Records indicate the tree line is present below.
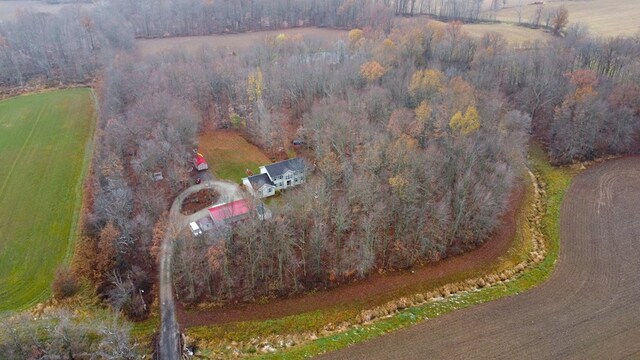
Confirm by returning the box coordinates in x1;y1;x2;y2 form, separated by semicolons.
0;0;638;316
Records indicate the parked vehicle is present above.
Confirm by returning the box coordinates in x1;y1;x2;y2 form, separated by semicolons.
189;222;203;236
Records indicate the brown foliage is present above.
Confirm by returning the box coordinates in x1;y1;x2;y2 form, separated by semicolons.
552;6;569;34
52;266;80;300
150;212;168;264
96;222;118;283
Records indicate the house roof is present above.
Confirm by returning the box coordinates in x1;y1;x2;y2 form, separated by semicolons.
194;153;207;166
208;199;250;222
247;173;275;191
263;158;306;178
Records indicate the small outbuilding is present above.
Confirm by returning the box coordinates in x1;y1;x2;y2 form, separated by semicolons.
208;199;251;224
194;152;209;171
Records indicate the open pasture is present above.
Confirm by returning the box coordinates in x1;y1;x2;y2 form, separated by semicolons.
0;88;94;313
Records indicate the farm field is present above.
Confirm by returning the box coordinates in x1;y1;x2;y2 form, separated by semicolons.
197;131;271;182
0;88;94;313
483;0;640;37
429;19;553;44
136;27;347;56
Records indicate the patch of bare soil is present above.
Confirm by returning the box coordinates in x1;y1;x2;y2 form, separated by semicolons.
180;188;219;215
177;182;526;327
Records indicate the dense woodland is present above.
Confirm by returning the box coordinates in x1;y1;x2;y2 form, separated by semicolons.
0;0;639;319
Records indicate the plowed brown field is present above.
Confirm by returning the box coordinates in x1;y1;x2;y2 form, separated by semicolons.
320;157;640;359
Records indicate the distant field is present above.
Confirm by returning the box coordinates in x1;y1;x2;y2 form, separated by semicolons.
198;131;271;182
136;27;347;56
0;1;93;21
396;17;552;45
483;0;640;37
0;88;94;313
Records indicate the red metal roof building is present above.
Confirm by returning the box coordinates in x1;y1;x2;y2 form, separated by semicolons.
194;152;208;171
208;199;251;224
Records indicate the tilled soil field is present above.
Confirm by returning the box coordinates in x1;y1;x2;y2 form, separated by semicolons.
320;157;640;360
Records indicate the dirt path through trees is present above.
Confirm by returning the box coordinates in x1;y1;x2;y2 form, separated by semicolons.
320;157;640;359
176;184;525;327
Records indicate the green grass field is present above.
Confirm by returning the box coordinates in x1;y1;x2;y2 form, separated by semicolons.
198;131;271;182
0;88;95;313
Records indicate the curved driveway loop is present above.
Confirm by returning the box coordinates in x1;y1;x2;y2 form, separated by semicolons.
320;157;640;360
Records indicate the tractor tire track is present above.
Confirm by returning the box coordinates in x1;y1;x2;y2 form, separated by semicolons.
0;104;47;202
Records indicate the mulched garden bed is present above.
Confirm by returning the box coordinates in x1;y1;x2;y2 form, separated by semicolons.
181;188;220;215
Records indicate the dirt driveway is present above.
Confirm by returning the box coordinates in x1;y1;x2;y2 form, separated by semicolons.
159;179;242;360
320;157;640;359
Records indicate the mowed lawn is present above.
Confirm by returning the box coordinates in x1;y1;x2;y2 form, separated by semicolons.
198;131;270;182
0;88;94;313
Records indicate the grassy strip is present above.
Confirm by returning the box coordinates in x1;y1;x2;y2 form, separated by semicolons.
66;88;97;264
253;144;576;359
186;144;576;357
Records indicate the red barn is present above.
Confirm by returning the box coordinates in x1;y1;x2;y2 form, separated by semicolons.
208;199;251;224
194;152;208;171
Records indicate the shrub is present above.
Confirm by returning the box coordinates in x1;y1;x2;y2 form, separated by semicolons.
52;266;80;299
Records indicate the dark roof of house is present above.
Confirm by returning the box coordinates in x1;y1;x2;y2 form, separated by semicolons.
247;173;274;190
263;158;306;178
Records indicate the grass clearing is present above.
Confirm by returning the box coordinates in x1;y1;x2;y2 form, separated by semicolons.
484;0;640;37
187;145;578;358
462;22;552;44
136;28;347;57
0;88;95;313
198;131;271;182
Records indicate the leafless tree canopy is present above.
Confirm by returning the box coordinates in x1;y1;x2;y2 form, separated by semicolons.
1;0;638;311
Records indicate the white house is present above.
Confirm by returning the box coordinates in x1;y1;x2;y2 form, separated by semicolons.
242;173;276;198
242;158;307;198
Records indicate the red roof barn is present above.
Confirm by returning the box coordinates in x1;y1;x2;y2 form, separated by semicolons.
194;152;208;171
208;199;251;224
